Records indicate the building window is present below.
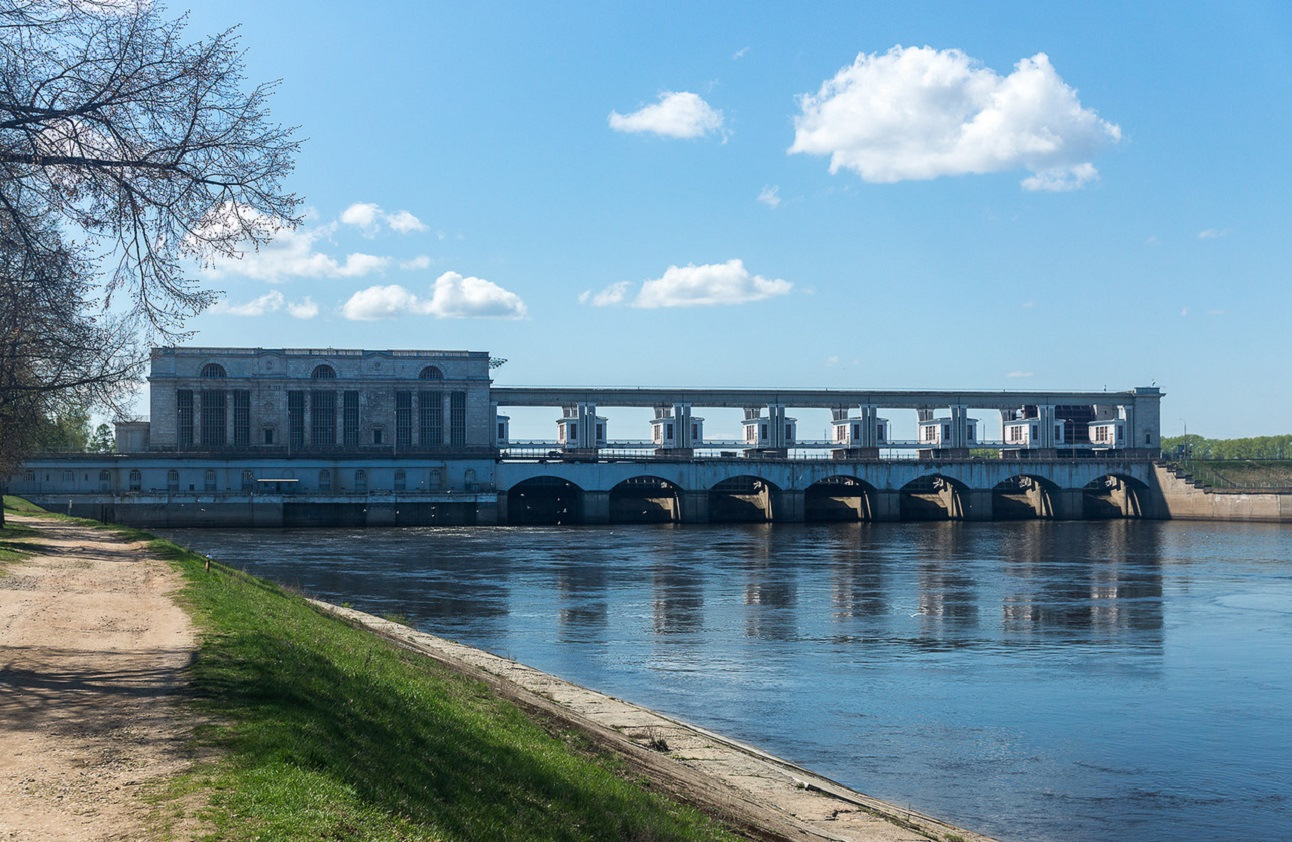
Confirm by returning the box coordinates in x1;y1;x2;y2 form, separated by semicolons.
497;422;506;439
394;470;406;492
760;424;768;439
201;389;227;446
419;391;443;447
429;468;443;490
464;469;476;489
450;391;466;447
241;470;254;492
129;470;141;491
167;470;179;492
311;364;337;379
319;469;332;493
1032;425;1039;440
62;470;73;484
204;470;217;493
263;427;275;445
288;391;305;449
355;470;367;493
177;389;194;447
396;391;412;447
596;423;604;439
786;425;793;441
1055;425;1063;441
419;365;444;380
99;470;111;492
311;390;336;446
232;390;250;446
372;428;384;445
343;391;359;447
200;363;227;378
666;423;674;439
877;424;885;443
942;424;951;440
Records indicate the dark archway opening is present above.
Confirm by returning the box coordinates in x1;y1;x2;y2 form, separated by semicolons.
609;477;681;524
507;477;583;525
1083;475;1146;519
992;475;1057;520
805;476;874;522
709;476;779;523
899;474;967;521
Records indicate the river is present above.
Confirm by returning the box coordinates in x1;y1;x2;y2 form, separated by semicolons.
160;520;1292;841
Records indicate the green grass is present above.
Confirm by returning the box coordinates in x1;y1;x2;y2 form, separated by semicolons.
1173;460;1292;489
1;496;45;565
130;534;738;841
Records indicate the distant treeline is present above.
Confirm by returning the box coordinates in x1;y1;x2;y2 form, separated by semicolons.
1159;434;1292;460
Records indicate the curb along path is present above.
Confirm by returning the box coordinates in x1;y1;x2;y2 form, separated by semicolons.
313;600;997;842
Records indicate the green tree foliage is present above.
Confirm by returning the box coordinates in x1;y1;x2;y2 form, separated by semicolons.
88;423;116;454
34;406;91;452
1160;434;1292;460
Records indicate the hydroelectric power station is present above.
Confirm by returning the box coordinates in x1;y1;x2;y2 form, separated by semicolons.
11;346;1171;527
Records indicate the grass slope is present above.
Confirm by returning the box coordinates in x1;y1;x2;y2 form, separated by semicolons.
137;529;736;840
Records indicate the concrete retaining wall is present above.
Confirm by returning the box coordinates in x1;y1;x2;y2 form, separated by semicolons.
1153;465;1292;523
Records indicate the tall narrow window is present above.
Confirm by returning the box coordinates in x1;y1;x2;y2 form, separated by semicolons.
241;470;254;491
232;390;250;446
342;391;359;447
177;390;194;447
419;391;443;448
288;391;305;449
355;470;367;493
319;469;332;493
394;470;406;492
167;469;179;492
129;470;141;491
450;391;466;448
204;470;217;492
201;389;227;446
311;390;336;446
396;391;412;447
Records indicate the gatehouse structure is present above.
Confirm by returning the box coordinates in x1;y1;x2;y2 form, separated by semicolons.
11;346;1171;527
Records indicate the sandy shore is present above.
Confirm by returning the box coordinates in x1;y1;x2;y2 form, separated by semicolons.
314;600;997;842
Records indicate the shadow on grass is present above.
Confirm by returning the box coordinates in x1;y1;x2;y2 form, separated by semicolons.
175;548;730;842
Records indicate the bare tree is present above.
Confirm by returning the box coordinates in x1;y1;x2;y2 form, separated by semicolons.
0;0;301;516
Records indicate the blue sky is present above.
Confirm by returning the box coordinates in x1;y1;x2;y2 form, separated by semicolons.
169;2;1291;439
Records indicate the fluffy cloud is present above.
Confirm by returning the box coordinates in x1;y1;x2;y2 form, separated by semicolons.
340;202;427;236
199;216;390;283
790;46;1120;190
609;91;724;139
757;185;781;208
210;291;318;319
342;272;527;321
581;259;792;308
1197;228;1229;239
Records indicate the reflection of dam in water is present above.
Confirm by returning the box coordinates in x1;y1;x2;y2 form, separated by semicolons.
159;519;1292;842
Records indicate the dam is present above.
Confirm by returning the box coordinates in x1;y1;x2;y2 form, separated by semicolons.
10;345;1173;527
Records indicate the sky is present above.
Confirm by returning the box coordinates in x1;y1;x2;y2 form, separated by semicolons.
163;1;1292;440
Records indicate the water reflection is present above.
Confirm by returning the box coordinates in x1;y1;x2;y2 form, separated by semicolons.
161;520;1292;842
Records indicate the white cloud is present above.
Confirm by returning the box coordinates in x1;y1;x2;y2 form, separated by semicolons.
790;46;1120;190
340;202;427;236
582;259;792;308
733;46;750;60
210;290;317;319
339;202;380;231
1007;370;1034;378
342;272;527;321
199;215;390;283
386;210;428;234
400;255;433;270
609;91;725;139
1197;228;1229;239
287;297;319;319
757;185;781;208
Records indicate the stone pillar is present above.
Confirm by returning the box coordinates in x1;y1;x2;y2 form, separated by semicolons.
576;402;599;451
1051;488;1084;520
777;489;805;523
950;404;969;450
870;489;901;522
767;403;786;450
581;490;610;524
858;404;879;447
673;403;693;449
678;490;710;524
962;489;994;521
495;491;510;524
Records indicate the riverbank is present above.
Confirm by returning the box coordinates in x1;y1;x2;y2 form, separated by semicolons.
1;499;990;841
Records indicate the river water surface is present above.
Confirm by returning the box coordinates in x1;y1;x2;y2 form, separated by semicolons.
161;520;1292;841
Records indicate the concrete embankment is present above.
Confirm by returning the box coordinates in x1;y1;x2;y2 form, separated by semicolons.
1154;464;1292;522
313;600;997;842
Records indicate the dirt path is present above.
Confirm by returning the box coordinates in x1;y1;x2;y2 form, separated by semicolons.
0;515;197;842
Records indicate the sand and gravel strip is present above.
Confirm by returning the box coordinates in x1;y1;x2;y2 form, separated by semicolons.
0;515;197;842
314;600;997;842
